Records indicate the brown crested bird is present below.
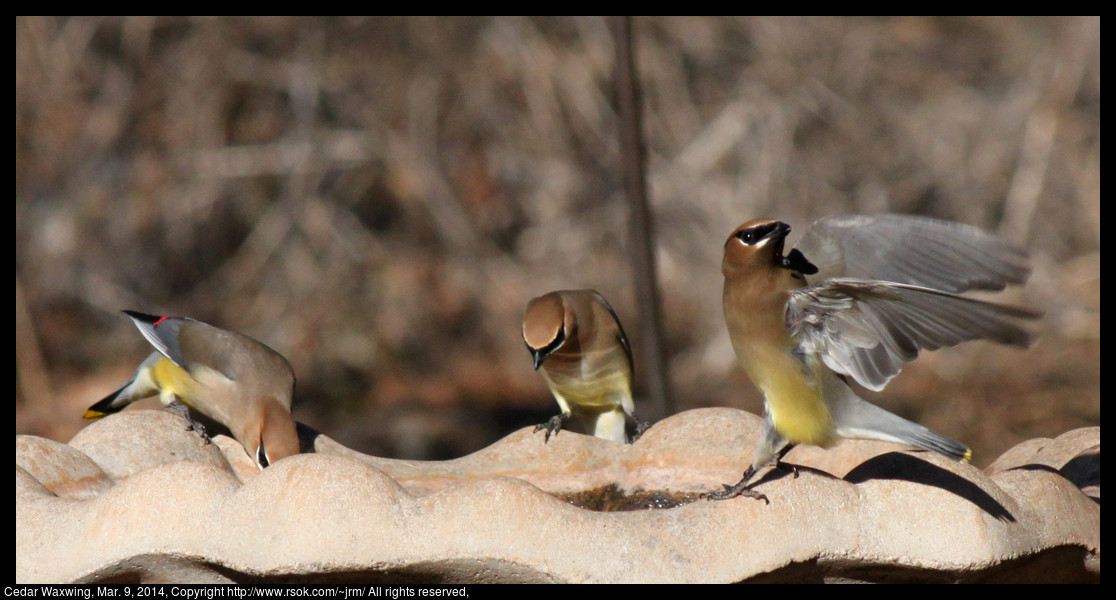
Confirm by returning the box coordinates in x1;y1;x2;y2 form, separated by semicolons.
708;214;1040;501
523;290;646;443
84;311;300;469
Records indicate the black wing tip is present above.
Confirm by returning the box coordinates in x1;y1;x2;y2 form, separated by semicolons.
1003;327;1041;349
985;304;1044;348
122;310;161;323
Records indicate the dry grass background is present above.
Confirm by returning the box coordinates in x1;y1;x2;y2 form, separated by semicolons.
16;16;1099;464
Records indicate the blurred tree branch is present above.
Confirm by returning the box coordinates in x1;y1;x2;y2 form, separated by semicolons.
612;16;674;421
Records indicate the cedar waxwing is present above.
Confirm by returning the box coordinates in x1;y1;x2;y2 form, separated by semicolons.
707;214;1040;501
84;310;300;470
523;290;646;443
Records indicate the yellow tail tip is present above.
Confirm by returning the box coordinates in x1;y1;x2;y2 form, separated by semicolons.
962;448;973;463
82;410;106;420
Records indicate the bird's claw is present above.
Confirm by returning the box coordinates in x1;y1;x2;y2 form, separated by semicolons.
781;462;799;479
702;466;769;503
701;481;770;504
533;414;568;443
165;402;212;445
631;419;651;442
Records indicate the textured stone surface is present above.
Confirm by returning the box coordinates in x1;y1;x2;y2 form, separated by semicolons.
16;408;1099;583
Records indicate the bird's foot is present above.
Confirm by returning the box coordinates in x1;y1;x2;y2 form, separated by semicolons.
703;443;797;502
165;401;211;445
777;461;799;479
702;466;768;503
771;442;798;477
631;418;651;442
533;414;569;443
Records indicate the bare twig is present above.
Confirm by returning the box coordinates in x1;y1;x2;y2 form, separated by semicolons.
611;16;673;421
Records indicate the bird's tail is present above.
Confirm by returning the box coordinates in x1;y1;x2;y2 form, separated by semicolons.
82;352;163;420
82;384;132;420
826;374;971;462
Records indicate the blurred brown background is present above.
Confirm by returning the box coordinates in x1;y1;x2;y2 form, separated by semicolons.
16;17;1099;464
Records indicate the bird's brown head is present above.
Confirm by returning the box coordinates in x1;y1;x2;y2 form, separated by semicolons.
253;400;300;470
523;292;571;370
722;219;792;276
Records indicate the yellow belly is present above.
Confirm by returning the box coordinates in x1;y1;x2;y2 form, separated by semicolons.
744;348;833;446
542;368;629;409
152;357;199;406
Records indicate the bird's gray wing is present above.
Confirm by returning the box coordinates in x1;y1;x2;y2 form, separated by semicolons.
591;290;634;373
788;278;1040;391
792;214;1031;292
125;312;189;368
